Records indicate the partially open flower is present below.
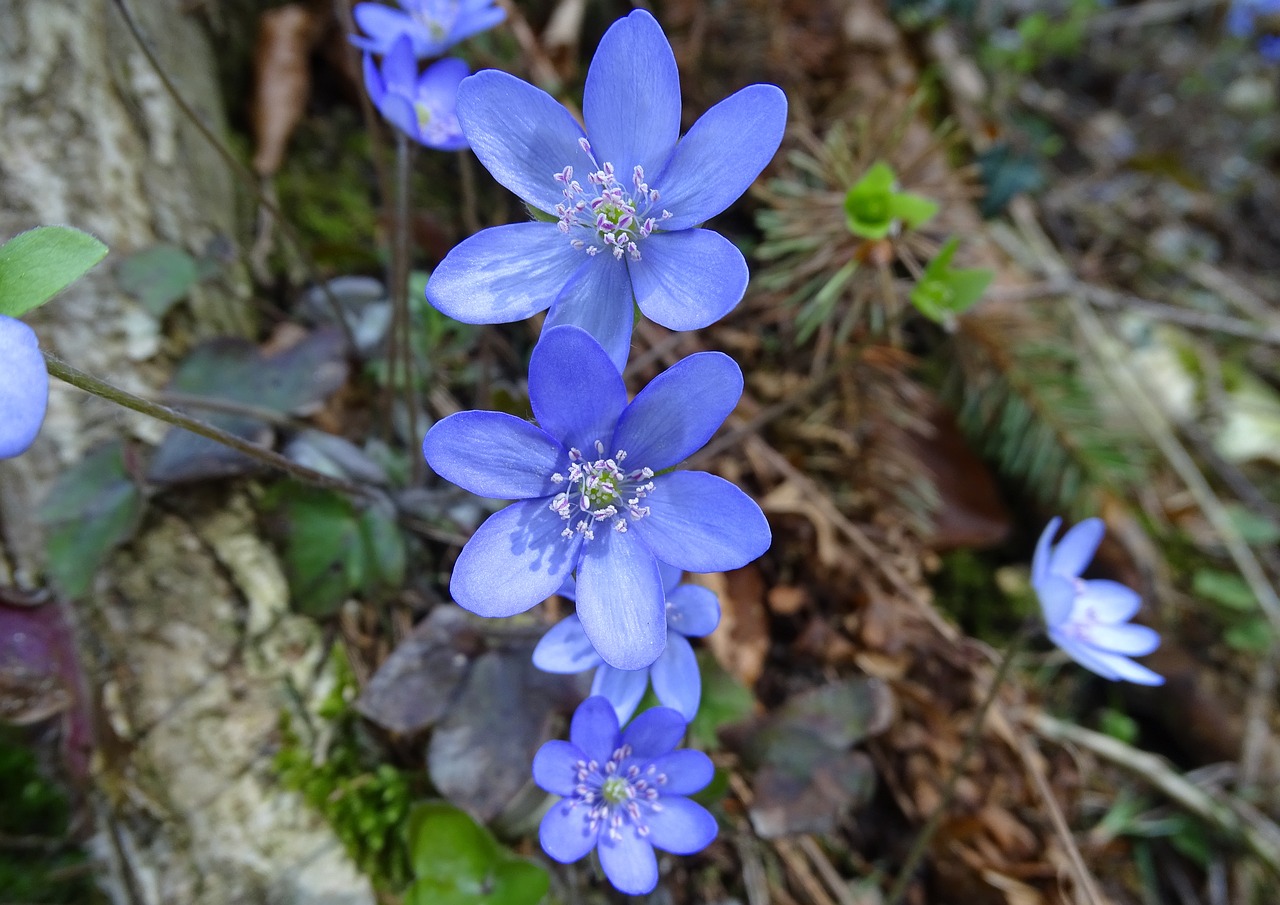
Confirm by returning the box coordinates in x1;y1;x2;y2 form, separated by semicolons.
363;36;468;150
350;0;504;58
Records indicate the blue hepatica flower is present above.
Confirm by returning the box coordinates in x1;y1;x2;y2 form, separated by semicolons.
363;36;469;150
534;696;717;896
1228;0;1280;60
422;324;770;670
426;9;788;370
351;0;505;57
534;563;719;722
0;316;49;459
1032;517;1164;686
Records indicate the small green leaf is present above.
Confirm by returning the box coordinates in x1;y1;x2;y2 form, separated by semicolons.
887;191;939;229
844;162;898;239
910;237;993;323
1225;618;1271;653
0;226;108;317
689;650;756;749
1192;569;1256;611
117;244;200;316
38;442;143;598
404;802;549;905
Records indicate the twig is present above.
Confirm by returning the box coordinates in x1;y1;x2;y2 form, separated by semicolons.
1030;712;1280;879
156;392;301;427
45;353;371;498
391;131;423;483
109;0;357;352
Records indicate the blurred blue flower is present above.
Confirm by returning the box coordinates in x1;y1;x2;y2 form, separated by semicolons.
422;325;770;670
351;0;504;57
534;563;720;722
426;9;788;370
534;696;717;896
0;316;49;459
363;36;468;150
1032;517;1163;686
1228;0;1280;60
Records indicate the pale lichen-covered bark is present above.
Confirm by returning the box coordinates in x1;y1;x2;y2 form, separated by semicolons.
0;3;373;902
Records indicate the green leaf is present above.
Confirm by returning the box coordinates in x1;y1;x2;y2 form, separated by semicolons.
887;191;939;229
37;442;143;598
405;802;548;905
0;226;108;317
1225;618;1271;653
844;162;897;239
910;238;993;323
1192;569;1256;611
117;244;199;317
689;650;756;749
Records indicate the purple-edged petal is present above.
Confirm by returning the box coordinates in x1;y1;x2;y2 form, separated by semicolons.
650;632;700;720
449;499;582;617
529;324;627;453
1049;517;1104;579
426;222;583;324
622;705;686;760
533;615;601;673
1076;579;1142;623
613;350;742;471
543;255;637;373
645;796;717;855
457;70;594;214
648;749;714;796
570;695;620;764
0;317;49;459
597;827;658;895
583;10;681;181
632;471;771;573
592;664;650;724
532;739;587;796
665;583;720;638
423;410;565;499
576;528;666;670
630;229;749;331
655;84;787;230
1031;517;1061;589
1080;622;1161;657
1035;574;1076;631
540;798;599;863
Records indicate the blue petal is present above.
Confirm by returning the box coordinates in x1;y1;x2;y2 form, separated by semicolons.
665;583;720;638
658;560;683;594
450;499;582;617
540;798;598;863
613;350;742;471
556;573;578;602
647;749;714;795
418;57;468;100
1076;579;1142;623
655;83;787;230
422;410;564;499
630;230;749;331
544;254;637;372
361;52;385;106
597;826;658;895
1052;631;1164;686
449;1;506;43
532;616;601;673
1049;518;1104;579
576;527;666;670
1083;623;1161;657
376;93;421;144
457;70;594;214
650;632;700;720
592;665;650;724
570;695;620;764
645;796;717;855
1035;574;1076;631
529;324;627;453
415;57;470;150
426;222;582;324
583;9;680;181
351;5;423;54
532;739;587;796
383;34;418;95
1031;517;1061;589
622;705;686;760
0;317;49;459
632;471;771;572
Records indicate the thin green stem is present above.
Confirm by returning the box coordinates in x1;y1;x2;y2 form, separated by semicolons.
44;353;371;498
392;131;423;483
108;0;357;352
884;630;1028;905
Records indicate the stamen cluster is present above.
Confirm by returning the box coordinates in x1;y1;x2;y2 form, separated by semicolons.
569;744;666;841
554;139;672;261
549;441;655;539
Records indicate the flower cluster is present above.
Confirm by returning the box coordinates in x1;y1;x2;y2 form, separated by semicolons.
0;315;49;459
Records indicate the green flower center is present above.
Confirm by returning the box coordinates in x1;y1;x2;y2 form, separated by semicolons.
601;776;630;805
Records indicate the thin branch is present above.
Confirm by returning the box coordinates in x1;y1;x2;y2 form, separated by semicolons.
392;131;423;483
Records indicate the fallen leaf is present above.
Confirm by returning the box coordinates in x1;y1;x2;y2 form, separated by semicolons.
252;4;319;177
699;565;770;688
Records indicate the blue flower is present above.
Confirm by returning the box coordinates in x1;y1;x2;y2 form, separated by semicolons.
351;0;504;57
0;316;49;459
1228;0;1280;60
1032;517;1163;686
534;563;719;722
363;36;469;150
422;324;770;670
425;9;788;370
534;696;717;896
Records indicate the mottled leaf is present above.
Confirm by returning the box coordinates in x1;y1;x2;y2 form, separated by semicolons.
117;244;200;316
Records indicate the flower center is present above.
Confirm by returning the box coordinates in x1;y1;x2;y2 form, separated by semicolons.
549;441;656;541
553;138;673;261
570;744;669;840
410;0;457;41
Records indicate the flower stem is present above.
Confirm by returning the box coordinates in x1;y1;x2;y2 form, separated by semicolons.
43;352;371;498
884;629;1028;905
391;130;423;484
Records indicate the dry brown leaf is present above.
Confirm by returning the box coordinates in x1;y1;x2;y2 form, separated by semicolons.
251;5;320;177
695;565;770;688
